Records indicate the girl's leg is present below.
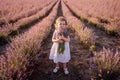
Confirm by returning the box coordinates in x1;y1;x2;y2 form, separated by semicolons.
56;62;60;68
63;63;69;74
63;63;67;68
53;62;59;73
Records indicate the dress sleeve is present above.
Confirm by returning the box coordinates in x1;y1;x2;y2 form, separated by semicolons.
52;30;56;39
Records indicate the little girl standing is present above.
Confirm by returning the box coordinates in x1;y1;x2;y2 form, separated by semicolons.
49;16;71;75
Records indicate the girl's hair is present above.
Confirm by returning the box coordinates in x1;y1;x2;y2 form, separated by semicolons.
54;16;67;29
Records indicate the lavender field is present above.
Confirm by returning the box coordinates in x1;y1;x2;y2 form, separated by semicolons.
0;0;120;80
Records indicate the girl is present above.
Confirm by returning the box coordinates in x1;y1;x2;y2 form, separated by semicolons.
49;16;71;75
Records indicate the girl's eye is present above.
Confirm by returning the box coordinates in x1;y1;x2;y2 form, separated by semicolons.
60;23;65;25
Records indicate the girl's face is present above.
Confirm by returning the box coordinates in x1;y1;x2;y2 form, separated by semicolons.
57;21;66;30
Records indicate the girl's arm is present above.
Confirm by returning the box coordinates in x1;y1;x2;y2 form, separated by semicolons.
52;38;60;42
62;35;70;42
52;30;59;42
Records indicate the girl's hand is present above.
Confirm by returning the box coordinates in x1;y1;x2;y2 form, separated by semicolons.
59;35;64;39
53;38;63;43
59;39;64;43
62;36;70;42
58;35;63;40
60;35;65;40
52;38;60;42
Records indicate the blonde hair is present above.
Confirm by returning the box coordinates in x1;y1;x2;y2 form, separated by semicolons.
54;16;67;29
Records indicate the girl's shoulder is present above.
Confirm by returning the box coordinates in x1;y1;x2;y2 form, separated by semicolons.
55;29;61;34
53;29;59;35
54;29;58;33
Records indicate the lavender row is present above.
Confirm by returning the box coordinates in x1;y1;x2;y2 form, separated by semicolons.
64;0;120;36
0;0;53;25
9;0;53;23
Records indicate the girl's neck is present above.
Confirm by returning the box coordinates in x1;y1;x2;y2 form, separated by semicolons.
57;29;63;32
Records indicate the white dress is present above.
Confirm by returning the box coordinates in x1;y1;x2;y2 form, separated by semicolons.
49;30;71;63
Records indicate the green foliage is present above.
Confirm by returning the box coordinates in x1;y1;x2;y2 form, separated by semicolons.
89;45;95;52
58;43;65;54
